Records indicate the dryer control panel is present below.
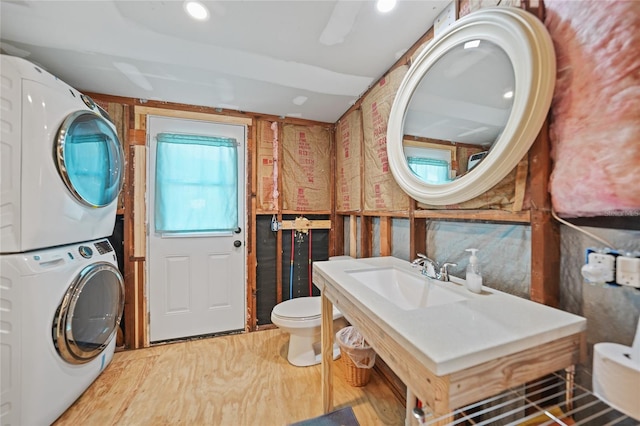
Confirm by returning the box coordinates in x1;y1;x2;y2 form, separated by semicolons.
93;240;113;255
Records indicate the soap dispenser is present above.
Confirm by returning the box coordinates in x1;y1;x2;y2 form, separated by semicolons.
465;248;483;293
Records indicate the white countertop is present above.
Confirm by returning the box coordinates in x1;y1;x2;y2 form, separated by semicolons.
314;256;586;376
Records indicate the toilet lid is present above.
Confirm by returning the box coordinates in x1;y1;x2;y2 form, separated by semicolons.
272;297;341;321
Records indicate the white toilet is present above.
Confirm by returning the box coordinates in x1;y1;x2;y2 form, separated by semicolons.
271;296;347;367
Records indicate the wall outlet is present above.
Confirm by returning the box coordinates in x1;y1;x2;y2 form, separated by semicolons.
434;2;456;38
270;216;280;232
587;252;616;283
616;256;640;288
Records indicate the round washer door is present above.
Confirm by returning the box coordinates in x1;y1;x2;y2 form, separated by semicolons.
55;111;124;207
53;261;124;364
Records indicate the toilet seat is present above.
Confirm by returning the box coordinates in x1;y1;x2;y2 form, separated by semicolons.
271;297;341;321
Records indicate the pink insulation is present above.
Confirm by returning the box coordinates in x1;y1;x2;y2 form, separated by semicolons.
544;0;640;217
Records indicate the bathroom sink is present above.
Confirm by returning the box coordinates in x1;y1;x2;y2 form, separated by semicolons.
315;256;586;377
346;266;467;310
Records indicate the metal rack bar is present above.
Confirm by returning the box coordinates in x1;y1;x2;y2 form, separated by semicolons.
424;367;635;426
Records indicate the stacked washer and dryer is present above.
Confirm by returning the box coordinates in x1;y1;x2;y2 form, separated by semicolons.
0;55;126;425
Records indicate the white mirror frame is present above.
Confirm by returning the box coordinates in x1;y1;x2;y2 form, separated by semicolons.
387;7;556;206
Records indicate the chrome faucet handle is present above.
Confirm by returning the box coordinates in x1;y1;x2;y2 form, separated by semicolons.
411;253;428;265
439;262;457;282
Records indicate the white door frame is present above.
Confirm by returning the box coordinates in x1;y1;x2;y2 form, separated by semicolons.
144;111;251;343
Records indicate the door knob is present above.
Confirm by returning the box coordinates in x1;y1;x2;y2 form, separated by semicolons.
233;240;242;248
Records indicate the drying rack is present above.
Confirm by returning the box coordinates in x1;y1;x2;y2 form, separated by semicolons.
422;366;635;425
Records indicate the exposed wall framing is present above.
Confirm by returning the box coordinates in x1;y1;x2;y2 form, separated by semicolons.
331;0;557;299
86;0;559;352
89;93;337;346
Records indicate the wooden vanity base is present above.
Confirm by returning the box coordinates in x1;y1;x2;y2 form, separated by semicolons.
319;283;586;425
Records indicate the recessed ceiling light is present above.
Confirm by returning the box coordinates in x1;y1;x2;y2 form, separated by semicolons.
184;1;209;21
376;0;396;13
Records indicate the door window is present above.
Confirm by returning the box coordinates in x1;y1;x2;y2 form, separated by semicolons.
56;111;124;207
154;133;238;233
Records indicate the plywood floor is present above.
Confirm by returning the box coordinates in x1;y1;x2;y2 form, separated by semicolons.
54;329;405;426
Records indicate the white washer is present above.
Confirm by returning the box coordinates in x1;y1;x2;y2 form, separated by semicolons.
0;238;124;426
0;54;125;254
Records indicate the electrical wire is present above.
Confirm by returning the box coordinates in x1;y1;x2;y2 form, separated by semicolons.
270;122;279;210
308;229;313;296
289;230;294;300
550;208;614;248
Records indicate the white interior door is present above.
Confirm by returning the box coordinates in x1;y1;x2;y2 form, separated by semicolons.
147;116;246;342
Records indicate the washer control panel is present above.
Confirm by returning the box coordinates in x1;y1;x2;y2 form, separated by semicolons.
78;245;93;259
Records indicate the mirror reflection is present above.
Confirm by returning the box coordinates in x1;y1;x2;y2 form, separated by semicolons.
402;39;515;184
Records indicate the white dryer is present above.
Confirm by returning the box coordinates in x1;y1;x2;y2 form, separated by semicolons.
0;54;125;254
0;238;124;426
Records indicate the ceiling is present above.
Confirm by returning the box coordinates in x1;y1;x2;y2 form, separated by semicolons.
0;0;451;123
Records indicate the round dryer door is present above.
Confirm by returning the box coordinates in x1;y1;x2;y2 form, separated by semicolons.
55;110;124;207
53;262;124;364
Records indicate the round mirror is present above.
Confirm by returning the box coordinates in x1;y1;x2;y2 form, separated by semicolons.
403;40;514;184
387;7;556;205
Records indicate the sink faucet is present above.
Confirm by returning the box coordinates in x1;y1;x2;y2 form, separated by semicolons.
411;253;439;279
439;262;457;282
411;254;457;281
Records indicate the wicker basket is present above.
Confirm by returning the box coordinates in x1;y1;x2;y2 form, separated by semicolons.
340;347;372;387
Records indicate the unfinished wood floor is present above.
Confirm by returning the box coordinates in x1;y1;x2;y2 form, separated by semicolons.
54;329;405;426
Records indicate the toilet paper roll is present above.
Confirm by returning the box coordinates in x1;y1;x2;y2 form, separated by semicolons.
593;342;640;421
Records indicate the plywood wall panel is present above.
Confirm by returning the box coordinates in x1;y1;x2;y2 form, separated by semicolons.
132;145;146;258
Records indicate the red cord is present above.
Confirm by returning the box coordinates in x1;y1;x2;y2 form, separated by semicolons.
308;230;313;296
290;229;294;300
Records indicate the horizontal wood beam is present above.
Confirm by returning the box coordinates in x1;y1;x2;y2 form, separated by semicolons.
280;218;331;232
413;209;530;223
